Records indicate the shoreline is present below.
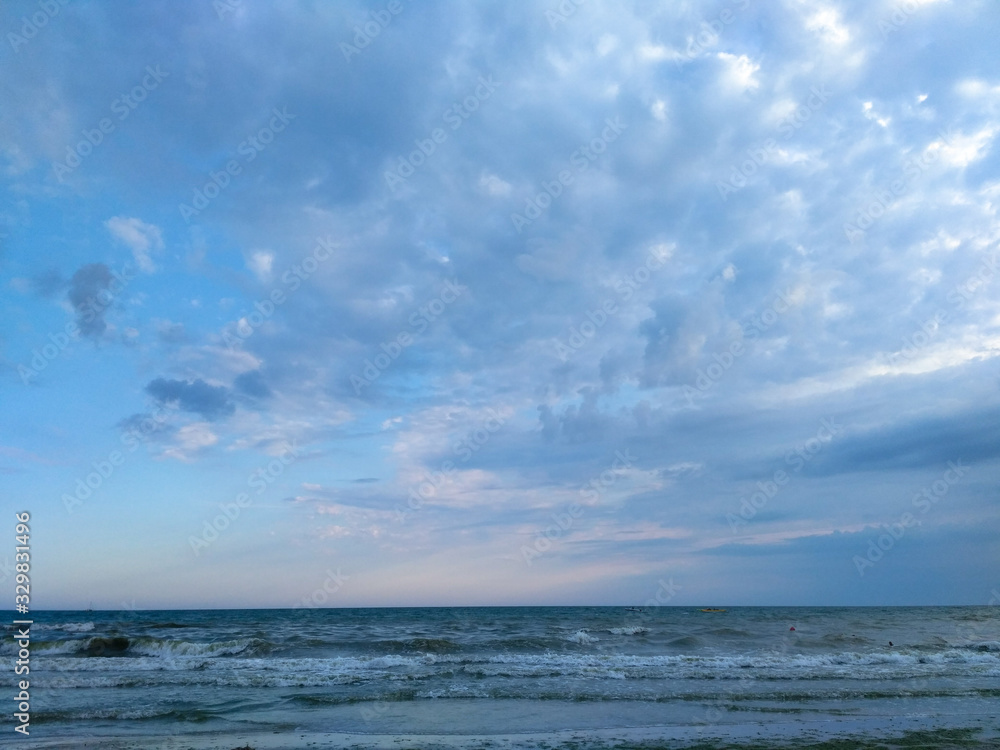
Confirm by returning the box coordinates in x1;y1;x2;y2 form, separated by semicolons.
11;715;1000;750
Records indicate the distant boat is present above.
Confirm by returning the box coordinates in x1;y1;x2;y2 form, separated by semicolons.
700;608;726;612
625;607;643;612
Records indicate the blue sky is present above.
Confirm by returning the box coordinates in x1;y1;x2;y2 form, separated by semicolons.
2;0;999;609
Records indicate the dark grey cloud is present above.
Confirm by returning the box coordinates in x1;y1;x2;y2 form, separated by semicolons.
145;378;235;420
789;407;1000;477
233;369;272;399
67;264;114;338
701;521;1000;605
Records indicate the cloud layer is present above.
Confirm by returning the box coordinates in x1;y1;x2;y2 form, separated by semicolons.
1;0;998;608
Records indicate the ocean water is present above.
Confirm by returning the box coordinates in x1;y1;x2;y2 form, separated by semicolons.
4;606;1000;747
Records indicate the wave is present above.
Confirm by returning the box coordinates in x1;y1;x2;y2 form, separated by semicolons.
18;635;272;658
819;633;872;645
16;625;1000;684
567;629;599;645
963;640;1000;652
666;635;702;647
608;626;650;636
360;638;462;654
291;689;418;708
131;635;271;657
706;628;753;637
32;706;218;724
28;658;1000;702
485;636;558;651
22;647;1000;691
28;622;95;633
401;637;461;653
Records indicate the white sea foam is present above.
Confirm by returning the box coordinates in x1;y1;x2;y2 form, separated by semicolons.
31;622;95;633
568;629;599;645
26;646;1000;690
128;636;265;657
608;626;650;635
26;644;1000;675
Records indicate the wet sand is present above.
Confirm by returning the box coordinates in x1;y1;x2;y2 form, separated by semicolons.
13;714;1000;750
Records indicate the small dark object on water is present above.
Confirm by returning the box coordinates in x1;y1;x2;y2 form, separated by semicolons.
231;745;254;750
889;641;893;647
789;626;795;631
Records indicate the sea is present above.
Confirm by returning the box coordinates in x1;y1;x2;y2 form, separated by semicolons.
4;605;1000;749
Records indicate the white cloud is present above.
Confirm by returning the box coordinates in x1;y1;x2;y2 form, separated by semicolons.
478;172;511;196
105;216;164;273
717;52;760;91
637;43;681;62
934;127;997;168
247;250;275;282
804;7;849;45
161;422;219;462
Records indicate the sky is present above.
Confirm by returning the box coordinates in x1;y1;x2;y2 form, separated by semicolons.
1;0;999;610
